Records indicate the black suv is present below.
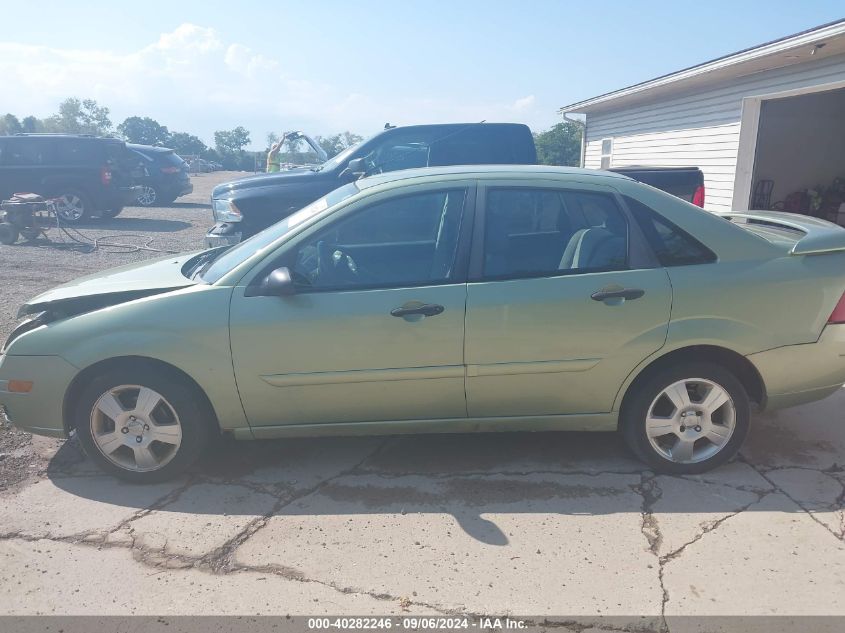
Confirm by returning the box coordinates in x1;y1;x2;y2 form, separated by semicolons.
128;144;193;207
0;134;138;222
207;123;537;245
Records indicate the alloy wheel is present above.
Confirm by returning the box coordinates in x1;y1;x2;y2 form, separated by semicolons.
89;385;183;472
645;377;737;464
55;194;85;221
137;185;157;206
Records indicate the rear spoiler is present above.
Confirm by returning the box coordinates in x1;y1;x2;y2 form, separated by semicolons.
718;211;845;256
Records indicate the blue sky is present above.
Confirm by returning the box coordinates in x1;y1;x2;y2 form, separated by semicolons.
1;1;842;149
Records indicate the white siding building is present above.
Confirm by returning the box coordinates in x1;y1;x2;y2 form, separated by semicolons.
562;20;845;215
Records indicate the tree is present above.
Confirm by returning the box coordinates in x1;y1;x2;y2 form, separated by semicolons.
214;126;251;169
21;116;41;133
533;121;582;167
167;131;209;157
44;98;112;135
0;114;22;135
315;131;363;158
117;116;170;146
214;126;250;155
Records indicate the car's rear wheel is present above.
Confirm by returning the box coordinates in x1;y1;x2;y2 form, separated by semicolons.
53;189;91;223
621;362;750;474
74;366;212;483
136;185;158;207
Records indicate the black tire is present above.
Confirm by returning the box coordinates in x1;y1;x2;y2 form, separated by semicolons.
621;362;750;474
0;222;19;245
73;364;213;483
20;226;42;242
53;189;92;223
100;207;122;219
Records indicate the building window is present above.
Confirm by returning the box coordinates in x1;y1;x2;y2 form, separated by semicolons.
600;138;613;169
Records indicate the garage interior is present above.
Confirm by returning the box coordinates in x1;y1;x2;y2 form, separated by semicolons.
750;86;845;224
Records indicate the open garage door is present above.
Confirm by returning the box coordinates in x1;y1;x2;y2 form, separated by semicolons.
748;87;845;225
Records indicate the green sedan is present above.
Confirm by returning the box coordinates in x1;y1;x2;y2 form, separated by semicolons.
2;165;845;482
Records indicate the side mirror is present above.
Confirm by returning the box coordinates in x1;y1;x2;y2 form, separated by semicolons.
340;157;367;180
260;267;296;296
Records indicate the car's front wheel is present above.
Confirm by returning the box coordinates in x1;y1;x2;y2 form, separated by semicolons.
621;362;750;474
74;365;212;482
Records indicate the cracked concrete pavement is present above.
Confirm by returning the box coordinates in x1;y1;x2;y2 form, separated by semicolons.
1;395;844;624
1;173;844;626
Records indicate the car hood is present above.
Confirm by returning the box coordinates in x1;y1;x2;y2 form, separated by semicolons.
19;252;201;318
212;169;324;198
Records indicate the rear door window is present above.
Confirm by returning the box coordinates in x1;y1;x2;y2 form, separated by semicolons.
482;187;629;279
55;138;110;165
53;140;101;164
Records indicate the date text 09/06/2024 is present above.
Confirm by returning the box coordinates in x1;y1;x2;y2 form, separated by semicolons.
307;618;528;630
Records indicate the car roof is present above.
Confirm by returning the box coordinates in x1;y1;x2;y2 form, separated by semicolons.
0;134;123;142
356;164;632;190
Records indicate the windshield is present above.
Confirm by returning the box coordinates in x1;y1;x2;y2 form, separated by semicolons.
199;182;360;284
315;138;368;171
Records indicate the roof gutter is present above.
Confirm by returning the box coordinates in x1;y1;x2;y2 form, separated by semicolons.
562;113;586;168
560;18;845;113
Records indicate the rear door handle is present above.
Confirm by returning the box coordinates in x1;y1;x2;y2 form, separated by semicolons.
591;288;645;302
390;303;445;318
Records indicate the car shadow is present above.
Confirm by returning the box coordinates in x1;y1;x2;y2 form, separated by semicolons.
45;427;801;546
168;202;211;209
92;217;193;232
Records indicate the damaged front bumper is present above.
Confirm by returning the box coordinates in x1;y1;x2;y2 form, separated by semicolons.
0;354;78;438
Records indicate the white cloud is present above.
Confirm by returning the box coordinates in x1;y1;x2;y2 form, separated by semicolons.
512;95;536;110
0;24;552;148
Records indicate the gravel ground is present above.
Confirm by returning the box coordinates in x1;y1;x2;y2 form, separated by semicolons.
0;170;246;490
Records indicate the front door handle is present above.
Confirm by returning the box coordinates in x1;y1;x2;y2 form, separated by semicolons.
390;303;445;318
591;288;645;302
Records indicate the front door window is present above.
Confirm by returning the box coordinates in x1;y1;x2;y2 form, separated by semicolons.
291;188;467;290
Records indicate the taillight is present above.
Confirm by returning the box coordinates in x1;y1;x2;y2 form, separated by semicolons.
100;166;112;186
828;292;845;324
160;166;181;174
692;184;705;208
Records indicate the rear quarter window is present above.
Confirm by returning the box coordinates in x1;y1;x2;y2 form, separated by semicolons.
625;195;716;266
162;151;186;167
4;139;53;165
